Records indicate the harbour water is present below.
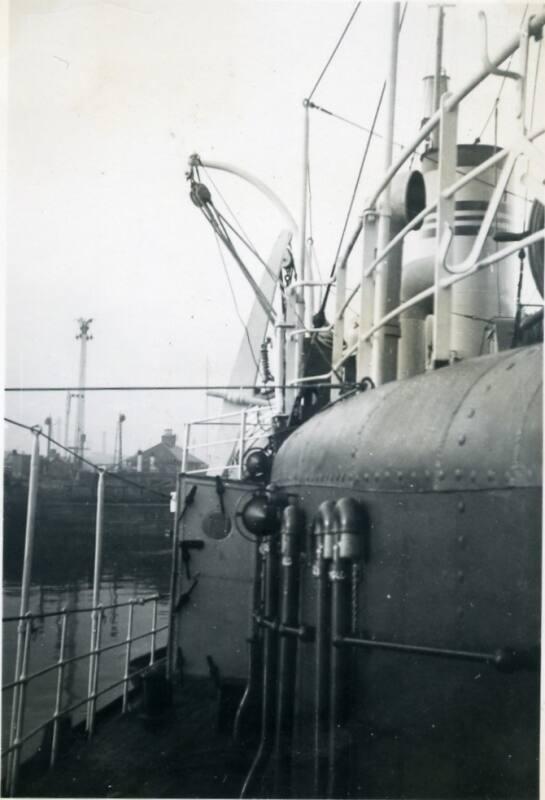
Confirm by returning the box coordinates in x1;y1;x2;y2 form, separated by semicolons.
2;498;173;765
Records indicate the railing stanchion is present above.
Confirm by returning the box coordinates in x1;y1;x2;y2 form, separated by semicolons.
357;212;378;380
8;615;33;796
431;94;458;367
7;428;40;795
50;610;68;767
239;410;247;478
167;476;182;681
122;601;136;713
86;469;105;734
182;424;191;472
150;598;158;666
87;606;103;738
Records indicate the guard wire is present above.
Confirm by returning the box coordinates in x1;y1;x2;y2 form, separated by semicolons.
3;416;171;499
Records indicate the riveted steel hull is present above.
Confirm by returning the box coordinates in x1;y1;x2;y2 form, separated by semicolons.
270;344;541;798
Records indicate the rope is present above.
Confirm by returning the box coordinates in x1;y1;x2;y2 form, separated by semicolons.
307;2;362;101
3;417;171;499
202;166;259;256
212;229;261;374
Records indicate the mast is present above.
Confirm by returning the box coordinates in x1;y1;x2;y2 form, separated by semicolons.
371;2;401;385
74;318;93;461
430;3;452;147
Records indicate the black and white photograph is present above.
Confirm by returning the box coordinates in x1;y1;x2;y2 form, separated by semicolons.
2;0;544;797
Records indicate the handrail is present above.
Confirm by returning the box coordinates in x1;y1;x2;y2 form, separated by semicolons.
2;596;169;785
2;593;166;623
3;423;171;796
365;13;545;212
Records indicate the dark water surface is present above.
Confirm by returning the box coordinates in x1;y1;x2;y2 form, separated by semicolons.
2;499;173;763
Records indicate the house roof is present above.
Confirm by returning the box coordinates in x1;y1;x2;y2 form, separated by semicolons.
128;442;207;470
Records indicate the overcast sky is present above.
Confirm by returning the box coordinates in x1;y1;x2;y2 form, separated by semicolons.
4;0;543;460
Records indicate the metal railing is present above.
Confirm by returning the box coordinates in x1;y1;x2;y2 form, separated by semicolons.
284;13;545;392
182;404;276;478
2;426;170;796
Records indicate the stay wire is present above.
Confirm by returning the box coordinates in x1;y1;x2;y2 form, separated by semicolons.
202;166;258;255
211;227;261;375
3;417;171;499
308;101;405;149
308;2;362;101
319;1;408;316
213;207;276;281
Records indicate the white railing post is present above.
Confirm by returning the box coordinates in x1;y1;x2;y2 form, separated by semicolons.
50;610;68;767
86;469;105;735
122;600;135;712
274;322;287;416
7;427;40;794
182;424;191;473
167;474;181;682
357;211;378;380
432;94;458;367
8;615;32;796
332;251;348;400
149;598;158;666
87;606;103;737
238;410;247;479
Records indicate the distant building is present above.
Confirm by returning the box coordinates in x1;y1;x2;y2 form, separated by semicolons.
126;429;207;475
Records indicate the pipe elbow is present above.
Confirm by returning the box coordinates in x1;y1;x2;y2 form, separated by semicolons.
334;497;369;560
314;500;337;560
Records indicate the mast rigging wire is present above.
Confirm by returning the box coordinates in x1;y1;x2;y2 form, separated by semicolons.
307;2;362;101
318;1;408;316
308;101;405;149
211;228;261;374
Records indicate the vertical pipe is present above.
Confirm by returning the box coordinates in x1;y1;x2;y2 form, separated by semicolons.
50;610;68;768
313;533;331;797
274;506;304;797
432;95;458;366
86;469;105;733
299;101;310;314
167;474;181;681
122;601;135;713
357;212;378;380
240;535;280;798
431;4;445;148
7;428;40;790
327;543;351;799
274;323;286;416
149;598;158;666
372;2;401;387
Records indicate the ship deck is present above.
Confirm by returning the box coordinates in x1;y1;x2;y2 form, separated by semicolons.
16;675;250;798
